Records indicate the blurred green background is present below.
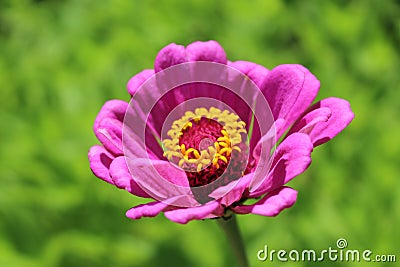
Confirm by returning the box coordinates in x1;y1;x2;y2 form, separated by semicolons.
1;0;399;266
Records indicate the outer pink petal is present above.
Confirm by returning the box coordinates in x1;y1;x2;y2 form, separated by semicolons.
124;158;198;207
227;60;271;153
126;201;170;220
290;97;354;147
109;156;151;198
209;173;254;207
164;201;224;224
252;118;285;164
228;60;269;89
287;107;331;136
186;40;227;64
154;43;187;73
232;187;297;216
88;145;115;185
95;118;123;156
250;133;313;198
127;69;154;96
94;100;128;133
248;119;285;192
126;158;189;187
261;64;320;137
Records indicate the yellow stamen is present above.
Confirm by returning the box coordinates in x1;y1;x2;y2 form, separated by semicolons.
193;149;201;159
219;147;231;156
167;129;177;138
180;144;186;154
217;136;230;145
195;107;208;116
185;111;196;118
197;163;203;172
182;121;192;130
199;150;209;161
162;107;247;172
212;156;219;165
219;141;228;148
185;148;197;157
219;155;228;164
232;146;241;152
214;141;220;151
207;147;215;158
187;158;197;164
238;129;247;134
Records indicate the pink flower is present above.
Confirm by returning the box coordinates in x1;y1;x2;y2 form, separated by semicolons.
88;40;354;224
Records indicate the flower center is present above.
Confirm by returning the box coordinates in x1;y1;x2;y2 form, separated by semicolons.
163;107;247;187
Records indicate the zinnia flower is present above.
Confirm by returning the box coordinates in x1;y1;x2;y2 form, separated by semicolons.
88;40;354;224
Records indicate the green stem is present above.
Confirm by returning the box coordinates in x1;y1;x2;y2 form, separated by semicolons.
217;214;249;267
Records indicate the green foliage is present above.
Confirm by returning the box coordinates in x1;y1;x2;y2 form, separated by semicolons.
0;0;399;266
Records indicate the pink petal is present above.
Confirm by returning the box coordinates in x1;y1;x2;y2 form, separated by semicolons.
109;156;151;198
232;186;297;216
127;158;189;187
252;118;285;163
292;97;354;147
228;60;269;89
95;118;123;156
122;126;155;159
127;69;154;96
88;145;115;184
287;107;331;136
248;119;285;191
250;133;313;198
216;173;254;207
124;158;197;207
122;101;163;160
227;61;272;152
186;40;227;64
154;43;186;73
164;201;224;224
261;64;320;137
126;201;170;220
93;99;157;158
94;100;128;133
